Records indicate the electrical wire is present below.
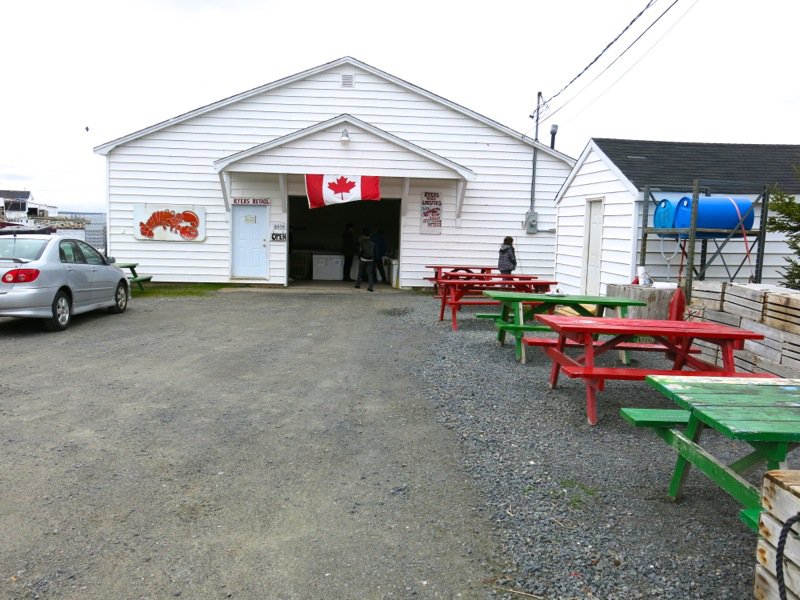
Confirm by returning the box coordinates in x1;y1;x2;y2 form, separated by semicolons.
543;0;658;106
549;0;697;127
542;0;684;125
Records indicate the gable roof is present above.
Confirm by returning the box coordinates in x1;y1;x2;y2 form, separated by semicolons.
213;114;476;181
0;190;31;200
592;138;800;193
94;56;574;165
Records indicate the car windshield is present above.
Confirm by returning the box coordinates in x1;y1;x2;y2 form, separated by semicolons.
0;238;48;261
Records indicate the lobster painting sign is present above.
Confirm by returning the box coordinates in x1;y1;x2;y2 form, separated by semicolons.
133;205;206;241
421;192;442;234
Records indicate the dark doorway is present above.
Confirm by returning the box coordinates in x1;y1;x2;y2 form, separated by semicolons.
287;196;400;281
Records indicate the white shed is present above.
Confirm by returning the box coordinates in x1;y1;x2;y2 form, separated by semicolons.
94;57;574;287
553;138;800;295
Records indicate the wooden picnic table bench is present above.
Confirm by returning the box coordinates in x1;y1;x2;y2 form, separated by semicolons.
535;314;773;425
116;262;153;292
622;375;799;532
481;291;648;363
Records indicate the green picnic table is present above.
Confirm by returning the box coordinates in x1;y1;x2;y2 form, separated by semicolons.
480;290;647;363
622;375;797;531
116;262;153;292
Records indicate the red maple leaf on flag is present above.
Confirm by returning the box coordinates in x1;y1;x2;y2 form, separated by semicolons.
328;176;357;200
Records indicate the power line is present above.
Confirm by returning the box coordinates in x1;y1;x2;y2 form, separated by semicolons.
542;0;658;107
542;0;685;124
553;0;697;127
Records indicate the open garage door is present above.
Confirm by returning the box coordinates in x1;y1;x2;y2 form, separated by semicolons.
287;196;400;283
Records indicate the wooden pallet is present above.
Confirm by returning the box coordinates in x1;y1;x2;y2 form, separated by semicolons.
723;283;772;323
690;280;726;311
764;291;800;336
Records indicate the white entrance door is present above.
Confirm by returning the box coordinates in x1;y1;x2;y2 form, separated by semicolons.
583;199;603;294
232;204;269;278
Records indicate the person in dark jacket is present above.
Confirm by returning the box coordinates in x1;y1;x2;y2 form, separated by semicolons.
354;227;375;292
498;236;517;274
371;228;388;283
341;223;357;281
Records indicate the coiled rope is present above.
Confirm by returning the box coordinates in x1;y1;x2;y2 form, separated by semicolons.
776;513;800;600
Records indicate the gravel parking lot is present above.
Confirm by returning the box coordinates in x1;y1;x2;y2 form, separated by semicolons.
0;287;779;599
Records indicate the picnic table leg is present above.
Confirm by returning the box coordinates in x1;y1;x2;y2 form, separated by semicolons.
670;338;694;370
718;341;736;373
615;306;632;365
515;301;526;364
547;334;567;389
438;285;447;321
586;381;600;426
582;333;599;425
668;416;705;501
496;303;510;345
450;287;460;331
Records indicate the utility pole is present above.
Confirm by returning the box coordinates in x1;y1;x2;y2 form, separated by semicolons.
525;92;543;233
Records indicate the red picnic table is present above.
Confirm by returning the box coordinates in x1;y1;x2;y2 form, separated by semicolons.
438;272;557;330
424;264;498;297
533;314;774;425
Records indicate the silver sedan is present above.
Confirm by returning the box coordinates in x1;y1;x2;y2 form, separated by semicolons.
0;233;130;331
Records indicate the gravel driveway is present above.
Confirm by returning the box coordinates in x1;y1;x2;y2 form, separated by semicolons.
0;287;778;599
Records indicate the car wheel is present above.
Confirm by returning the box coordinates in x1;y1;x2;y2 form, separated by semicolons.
45;291;71;331
109;281;128;314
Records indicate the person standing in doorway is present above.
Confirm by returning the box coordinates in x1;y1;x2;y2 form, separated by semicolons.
354;227;375;292
341;222;357;281
498;236;517;274
371;228;388;284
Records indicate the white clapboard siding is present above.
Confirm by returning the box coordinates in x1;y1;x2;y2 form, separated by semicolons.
102;60;573;284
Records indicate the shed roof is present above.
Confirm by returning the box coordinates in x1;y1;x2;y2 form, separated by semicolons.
592;138;800;193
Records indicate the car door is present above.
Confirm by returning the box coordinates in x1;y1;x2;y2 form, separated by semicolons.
76;240;117;304
59;240;93;309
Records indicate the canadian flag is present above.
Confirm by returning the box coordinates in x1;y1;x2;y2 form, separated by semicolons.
305;174;381;209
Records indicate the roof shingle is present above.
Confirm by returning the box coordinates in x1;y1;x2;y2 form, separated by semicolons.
593;138;800;193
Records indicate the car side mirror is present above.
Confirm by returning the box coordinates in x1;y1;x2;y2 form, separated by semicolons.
106;256;116;264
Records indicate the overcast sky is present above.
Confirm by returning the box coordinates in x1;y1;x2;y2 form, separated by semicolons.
2;0;798;212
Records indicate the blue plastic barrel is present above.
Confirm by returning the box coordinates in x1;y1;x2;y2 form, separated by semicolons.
673;196;755;238
652;199;680;238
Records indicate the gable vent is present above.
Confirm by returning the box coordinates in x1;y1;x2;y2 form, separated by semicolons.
341;73;354;88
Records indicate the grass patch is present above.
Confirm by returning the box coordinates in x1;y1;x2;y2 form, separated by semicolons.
559;479;598;509
131;282;227;297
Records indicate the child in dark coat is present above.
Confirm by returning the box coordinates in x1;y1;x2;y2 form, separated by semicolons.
498;236;517;274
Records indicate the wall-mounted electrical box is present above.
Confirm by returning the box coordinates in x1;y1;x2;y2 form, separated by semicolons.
523;211;538;234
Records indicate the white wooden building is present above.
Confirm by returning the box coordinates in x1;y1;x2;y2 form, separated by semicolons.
553;138;800;295
94;57;574;287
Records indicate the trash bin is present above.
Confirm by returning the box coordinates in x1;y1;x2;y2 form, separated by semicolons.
390;259;399;288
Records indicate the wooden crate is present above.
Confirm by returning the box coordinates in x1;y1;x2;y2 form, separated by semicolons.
724;284;772;323
691;280;726;310
703;307;743;328
734;350;758;374
692;338;720;366
756;471;800;599
764;291;800;336
605;284;676;320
